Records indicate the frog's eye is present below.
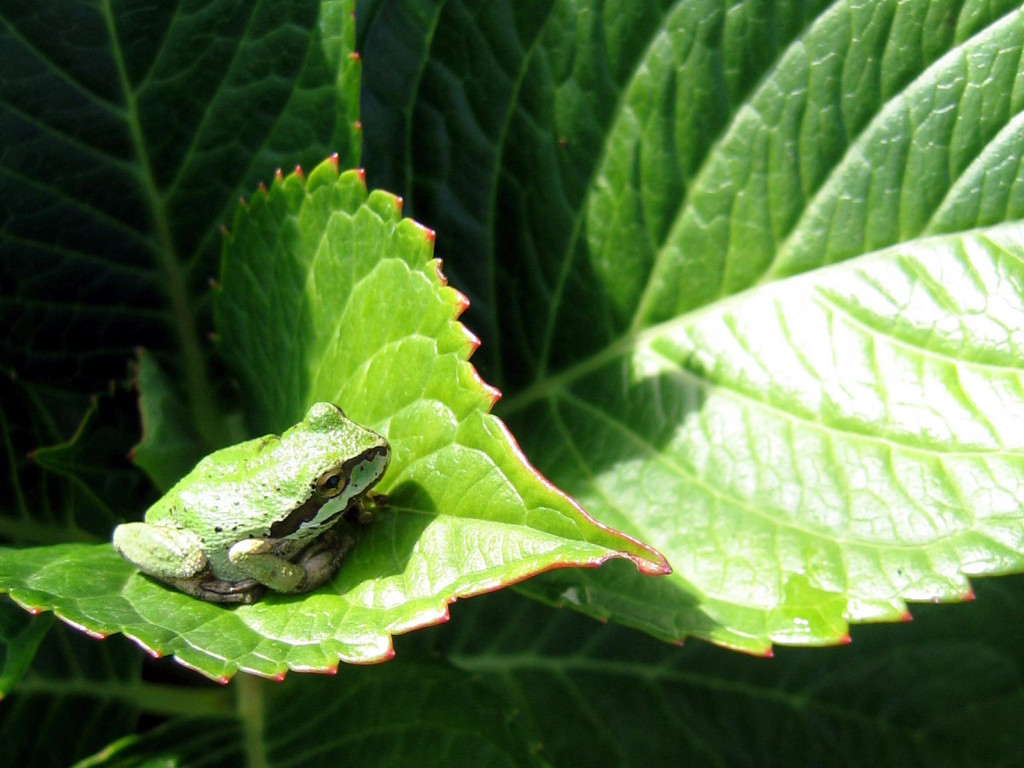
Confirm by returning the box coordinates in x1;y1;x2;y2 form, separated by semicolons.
316;471;345;498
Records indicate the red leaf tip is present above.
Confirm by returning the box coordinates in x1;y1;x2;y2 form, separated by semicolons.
328;153;339;169
350;51;361;62
274;168;284;181
293;165;305;180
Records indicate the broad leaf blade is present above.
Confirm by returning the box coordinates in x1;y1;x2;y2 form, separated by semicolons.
0;158;667;681
407;580;1024;768
517;225;1024;651
1;623;141;767
0;0;361;391
75;663;544;768
362;0;1024;649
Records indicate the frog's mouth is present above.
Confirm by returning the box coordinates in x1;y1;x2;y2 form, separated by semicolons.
269;446;389;539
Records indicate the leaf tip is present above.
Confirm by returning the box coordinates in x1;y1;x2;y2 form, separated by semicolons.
350;51;361;62
293;165;305;181
328;152;340;170
354;120;363;134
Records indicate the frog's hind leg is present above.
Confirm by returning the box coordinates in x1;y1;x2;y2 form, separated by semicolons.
113;523;207;580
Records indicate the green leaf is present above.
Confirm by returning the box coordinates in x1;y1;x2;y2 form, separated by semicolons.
0;601;51;697
402;578;1024;768
130;350;205;493
0;158;667;681
362;0;1024;650
1;624;142;767
75;663;544;768
0;373;129;545
513;225;1024;651
0;0;361;399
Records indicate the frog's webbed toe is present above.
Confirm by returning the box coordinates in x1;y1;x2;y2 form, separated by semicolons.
166;575;265;605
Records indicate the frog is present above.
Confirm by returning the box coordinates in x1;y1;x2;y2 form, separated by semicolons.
112;402;390;604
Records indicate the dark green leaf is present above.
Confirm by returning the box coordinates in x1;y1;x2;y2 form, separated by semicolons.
76;663;544;768
0;0;361;396
130;350;205;493
0;600;51;697
1;624;141;768
405;577;1024;768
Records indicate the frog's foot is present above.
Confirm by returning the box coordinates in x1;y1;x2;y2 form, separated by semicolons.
294;529;354;591
228;538;307;593
165;575;265;605
228;532;354;594
344;493;386;526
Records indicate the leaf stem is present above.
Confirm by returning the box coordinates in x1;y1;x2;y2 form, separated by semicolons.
234;674;268;768
100;0;224;450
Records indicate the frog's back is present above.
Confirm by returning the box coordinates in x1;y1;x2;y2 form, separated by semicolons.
143;435;278;528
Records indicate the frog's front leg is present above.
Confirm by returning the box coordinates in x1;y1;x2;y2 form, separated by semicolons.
228;530;353;594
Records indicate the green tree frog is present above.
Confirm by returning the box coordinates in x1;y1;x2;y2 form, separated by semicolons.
113;403;390;604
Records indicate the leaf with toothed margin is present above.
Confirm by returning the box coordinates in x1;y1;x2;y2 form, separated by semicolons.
362;0;1024;656
0;158;668;682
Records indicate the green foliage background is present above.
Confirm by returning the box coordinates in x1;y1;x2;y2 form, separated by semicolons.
2;0;1024;765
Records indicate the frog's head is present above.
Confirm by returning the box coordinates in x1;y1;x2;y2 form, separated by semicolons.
267;402;390;540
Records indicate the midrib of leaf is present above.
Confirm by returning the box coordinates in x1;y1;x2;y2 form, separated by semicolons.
99;0;222;448
500;286;743;415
